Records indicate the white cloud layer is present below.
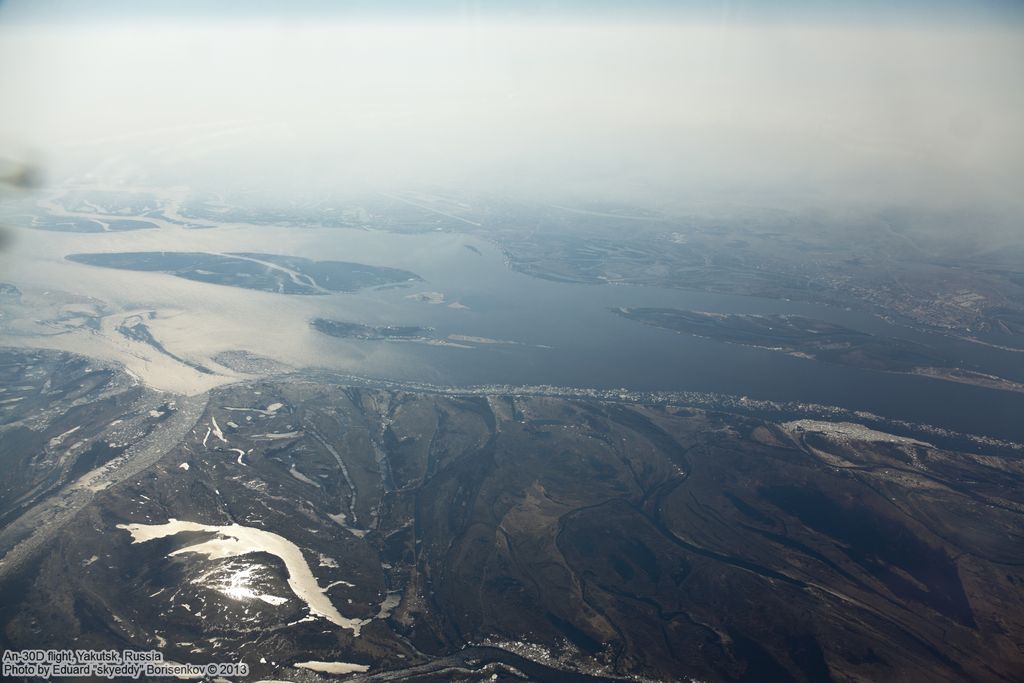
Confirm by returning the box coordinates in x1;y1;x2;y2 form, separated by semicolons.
0;21;1021;213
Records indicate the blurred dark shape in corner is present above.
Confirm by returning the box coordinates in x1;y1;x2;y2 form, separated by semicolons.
1;157;44;190
0;156;45;252
0;156;44;191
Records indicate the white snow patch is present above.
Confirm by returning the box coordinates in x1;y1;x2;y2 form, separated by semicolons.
289;465;320;487
295;662;369;675
211;416;227;443
117;519;365;634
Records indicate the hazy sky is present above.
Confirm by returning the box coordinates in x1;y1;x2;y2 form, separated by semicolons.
3;1;1023;25
0;0;1021;214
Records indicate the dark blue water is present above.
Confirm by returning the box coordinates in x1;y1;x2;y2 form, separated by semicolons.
306;230;1024;442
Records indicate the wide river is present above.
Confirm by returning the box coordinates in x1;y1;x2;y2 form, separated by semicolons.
3;220;1023;442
